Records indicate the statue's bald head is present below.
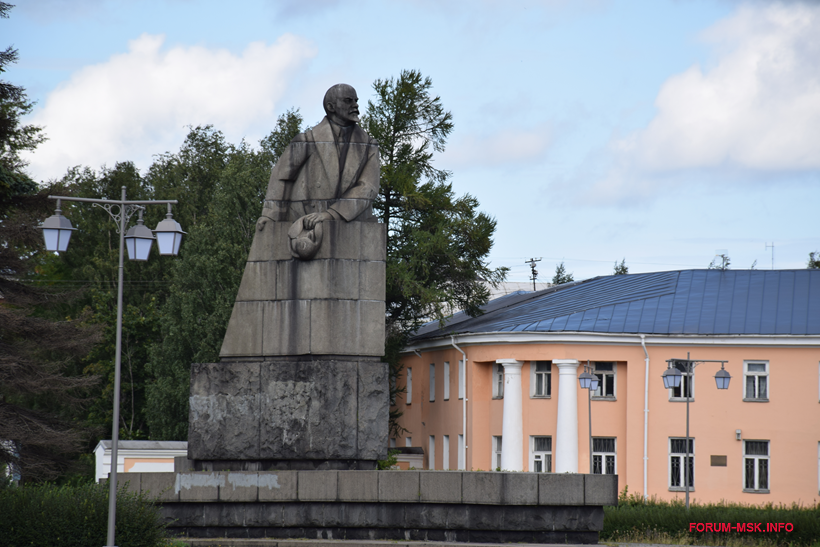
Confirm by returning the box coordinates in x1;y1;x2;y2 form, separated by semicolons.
323;84;360;126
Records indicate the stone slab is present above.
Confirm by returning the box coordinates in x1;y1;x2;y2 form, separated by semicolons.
175;472;223;502
257;471;298;501
220;472;259;502
261;300;311;356
539;473;585;505
357;361;389;461
462;472;502;505
584;473;618;505
338;470;378;501
220;302;265;357
297;470;338;501
502;472;538;505
420;471;462;503
378;471;419;502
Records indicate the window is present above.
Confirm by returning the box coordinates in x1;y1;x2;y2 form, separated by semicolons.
744;361;768;401
593;362;616;398
443;435;450;470
530;436;552;473
444;362;450;400
459;360;465;399
669;438;694;490
744;441;769;492
428;435;436;470
593;437;616;474
493;364;504;398
405;437;412;447
429;363;435;402
531;361;552;397
406;368;412;404
458;434;465;470
389;438;396;448
669;362;694;401
492;436;503;470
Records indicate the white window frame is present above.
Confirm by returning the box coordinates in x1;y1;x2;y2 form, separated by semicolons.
743;361;769;402
530;361;552;398
669;362;694;402
492;435;502;470
592;437;616;475
428;435;435;470
389;438;396;448
458;360;465;400
458;434;465;470
444;361;450;401
429;363;436;402
405;436;412;447
493;364;504;398
668;437;695;491
743;440;770;493
592;362;616;399
529;435;552;473
442;435;450;470
406;368;412;404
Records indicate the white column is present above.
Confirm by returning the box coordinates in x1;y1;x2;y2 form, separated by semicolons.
497;359;523;471
555;359;580;473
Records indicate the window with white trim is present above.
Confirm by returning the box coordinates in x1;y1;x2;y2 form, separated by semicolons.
669;437;694;490
529;436;552;473
744;440;769;492
744;361;768;401
492;436;502;470
444;362;450;400
669;362;694;401
429;363;436;402
458;434;465;470
428;435;436;470
593;362;616;399
493;364;504;398
593;437;616;475
531;361;551;397
389;438;396;448
406;368;412;404
458;360;465;399
443;435;450;470
405;436;412;447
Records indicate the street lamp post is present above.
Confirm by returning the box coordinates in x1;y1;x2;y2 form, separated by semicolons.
578;361;600;474
661;352;731;510
39;187;184;547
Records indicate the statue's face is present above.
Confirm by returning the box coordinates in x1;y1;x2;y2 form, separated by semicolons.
327;86;360;125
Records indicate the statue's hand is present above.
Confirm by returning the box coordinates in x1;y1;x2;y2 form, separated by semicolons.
302;212;332;230
256;217;268;231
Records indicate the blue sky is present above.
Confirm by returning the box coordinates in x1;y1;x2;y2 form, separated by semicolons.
6;0;820;282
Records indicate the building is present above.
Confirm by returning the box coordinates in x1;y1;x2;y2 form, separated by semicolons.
394;269;820;504
94;440;188;482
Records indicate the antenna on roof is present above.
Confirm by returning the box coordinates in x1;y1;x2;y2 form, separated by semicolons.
765;242;774;270
525;257;542;291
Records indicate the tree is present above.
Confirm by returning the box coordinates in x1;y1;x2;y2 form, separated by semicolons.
145;114;303;440
613;259;628;275
552;261;574;284
363;70;507;437
709;253;730;270
808;252;820;269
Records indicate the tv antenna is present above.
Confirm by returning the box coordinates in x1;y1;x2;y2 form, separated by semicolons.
765;242;774;270
525;257;542;291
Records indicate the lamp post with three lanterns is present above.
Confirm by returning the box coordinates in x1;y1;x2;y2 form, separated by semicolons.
40;187;184;547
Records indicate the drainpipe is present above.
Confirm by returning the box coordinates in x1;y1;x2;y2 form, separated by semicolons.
451;336;468;470
640;334;650;501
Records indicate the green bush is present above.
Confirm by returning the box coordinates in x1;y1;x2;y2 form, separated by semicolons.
0;482;167;547
603;487;820;546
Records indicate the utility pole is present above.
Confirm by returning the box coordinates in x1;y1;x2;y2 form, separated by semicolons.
525;257;541;291
765;242;774;270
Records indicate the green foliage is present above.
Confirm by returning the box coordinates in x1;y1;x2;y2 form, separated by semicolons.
603;487;820;547
808;252;820;269
376;449;400;470
145;114;303;440
613;258;628;275
709;253;731;270
552;261;574;284
0;482;167;547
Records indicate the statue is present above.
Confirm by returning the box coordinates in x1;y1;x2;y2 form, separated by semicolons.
188;84;388;468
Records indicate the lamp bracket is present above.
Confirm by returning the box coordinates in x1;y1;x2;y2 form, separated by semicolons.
92;203;145;234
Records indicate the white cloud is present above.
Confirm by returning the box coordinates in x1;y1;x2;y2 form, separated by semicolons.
25;33;316;181
446;122;553;168
620;2;820;173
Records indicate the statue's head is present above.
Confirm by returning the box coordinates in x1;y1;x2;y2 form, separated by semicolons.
323;84;360;126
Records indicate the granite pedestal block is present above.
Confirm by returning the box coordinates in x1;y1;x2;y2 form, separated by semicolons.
188;359;388;465
220;220;386;358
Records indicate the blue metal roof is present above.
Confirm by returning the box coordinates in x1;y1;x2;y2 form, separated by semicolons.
411;270;820;340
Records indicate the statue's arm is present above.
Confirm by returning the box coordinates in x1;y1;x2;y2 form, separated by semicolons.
328;145;380;221
259;139;310;225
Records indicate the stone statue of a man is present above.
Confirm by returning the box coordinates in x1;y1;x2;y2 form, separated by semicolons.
256;84;380;259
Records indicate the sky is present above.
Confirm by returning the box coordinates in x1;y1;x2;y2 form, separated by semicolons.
5;0;820;283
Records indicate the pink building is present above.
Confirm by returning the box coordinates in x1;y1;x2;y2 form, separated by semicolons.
394;270;820;505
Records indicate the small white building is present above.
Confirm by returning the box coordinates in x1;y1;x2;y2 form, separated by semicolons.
94;440;188;482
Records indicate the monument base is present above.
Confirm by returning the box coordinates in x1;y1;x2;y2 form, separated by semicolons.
188;358;388;465
123;470;618;545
